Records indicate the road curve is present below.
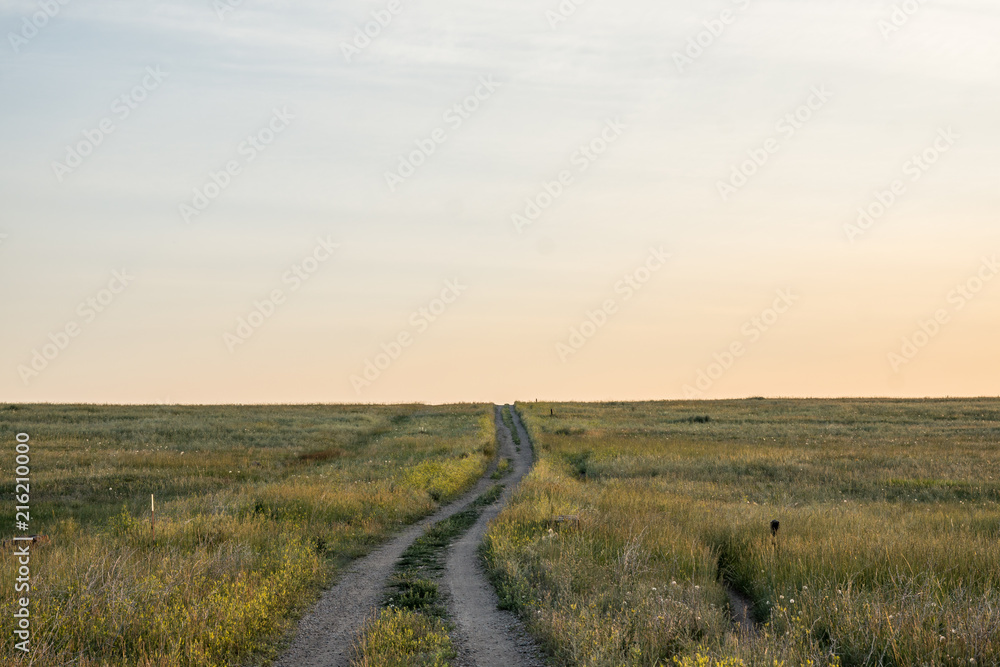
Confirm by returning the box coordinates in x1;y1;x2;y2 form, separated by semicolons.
274;410;507;667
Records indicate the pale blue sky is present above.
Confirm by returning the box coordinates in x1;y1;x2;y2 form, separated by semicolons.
1;0;998;403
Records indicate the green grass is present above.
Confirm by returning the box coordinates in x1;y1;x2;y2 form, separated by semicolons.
492;458;512;479
0;404;495;666
354;609;455;667
484;399;1000;666
502;406;521;447
472;482;505;509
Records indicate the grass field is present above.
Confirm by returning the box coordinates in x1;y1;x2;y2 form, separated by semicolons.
484;399;1000;666
0;403;495;666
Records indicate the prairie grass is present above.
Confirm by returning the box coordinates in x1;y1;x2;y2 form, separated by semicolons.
354;609;455;667
484;399;1000;666
0;403;495;666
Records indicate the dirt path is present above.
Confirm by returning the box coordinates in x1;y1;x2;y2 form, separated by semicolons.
274;416;507;667
444;405;545;667
726;586;756;634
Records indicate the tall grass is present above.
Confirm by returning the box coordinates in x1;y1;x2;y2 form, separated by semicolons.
484;399;1000;666
0;403;495;665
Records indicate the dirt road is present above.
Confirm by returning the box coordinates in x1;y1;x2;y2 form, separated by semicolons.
445;405;545;667
275;404;542;667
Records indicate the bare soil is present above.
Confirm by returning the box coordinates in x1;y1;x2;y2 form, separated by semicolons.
726;586;756;634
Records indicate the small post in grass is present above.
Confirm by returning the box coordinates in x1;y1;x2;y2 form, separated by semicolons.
770;519;780;551
151;494;155;540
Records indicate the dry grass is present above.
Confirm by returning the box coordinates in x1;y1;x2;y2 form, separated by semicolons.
0;403;495;666
484;399;1000;666
354;609;455;667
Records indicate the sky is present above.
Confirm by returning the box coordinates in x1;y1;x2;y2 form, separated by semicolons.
0;0;998;404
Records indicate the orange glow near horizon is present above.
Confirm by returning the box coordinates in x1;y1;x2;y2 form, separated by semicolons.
1;1;998;404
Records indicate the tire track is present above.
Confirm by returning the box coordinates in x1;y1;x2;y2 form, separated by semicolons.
274;413;507;667
445;405;545;667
